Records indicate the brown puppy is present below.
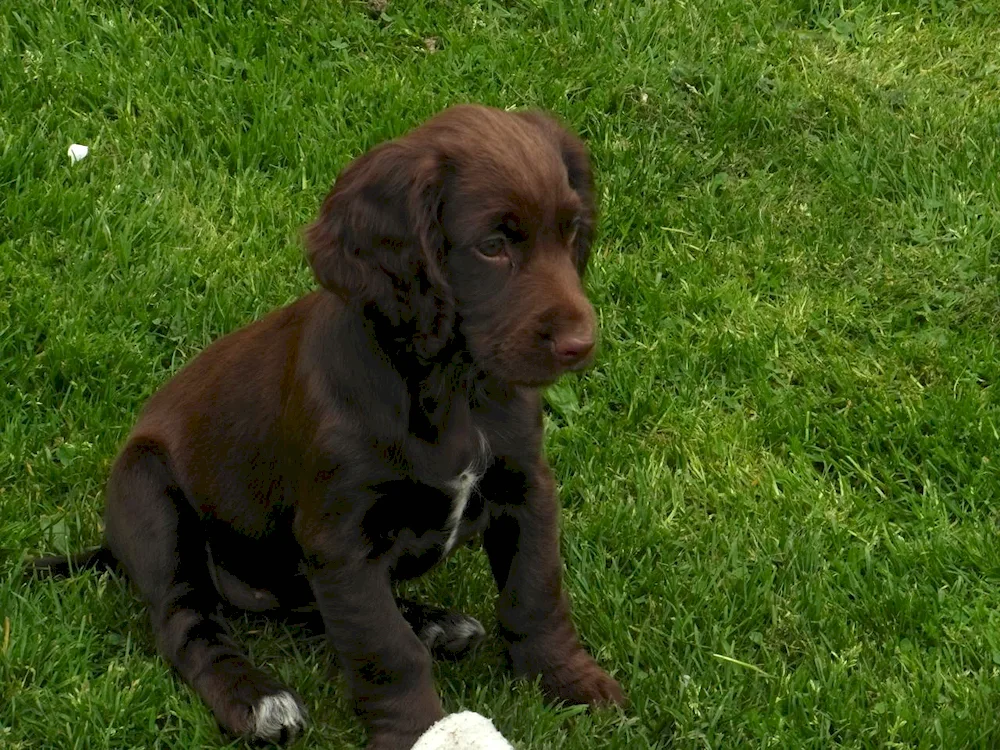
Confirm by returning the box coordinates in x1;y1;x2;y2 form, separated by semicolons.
34;105;624;748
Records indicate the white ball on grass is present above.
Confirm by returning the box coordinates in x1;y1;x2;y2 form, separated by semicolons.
67;143;89;164
411;711;514;750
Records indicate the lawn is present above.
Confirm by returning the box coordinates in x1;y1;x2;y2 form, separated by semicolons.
2;0;1000;747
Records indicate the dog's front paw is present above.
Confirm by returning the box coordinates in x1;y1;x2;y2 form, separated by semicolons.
516;646;626;709
366;728;426;750
543;657;625;707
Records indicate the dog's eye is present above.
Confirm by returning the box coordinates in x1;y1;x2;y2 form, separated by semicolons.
478;234;507;259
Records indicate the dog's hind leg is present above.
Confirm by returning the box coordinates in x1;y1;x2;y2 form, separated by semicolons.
104;441;306;744
397;599;486;660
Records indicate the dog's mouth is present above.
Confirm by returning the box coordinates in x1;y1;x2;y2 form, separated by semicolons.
480;346;597;388
459;316;598;387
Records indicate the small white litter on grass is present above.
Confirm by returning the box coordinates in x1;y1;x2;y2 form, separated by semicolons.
68;144;89;164
412;712;514;750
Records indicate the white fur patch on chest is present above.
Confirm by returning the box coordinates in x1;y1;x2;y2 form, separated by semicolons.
441;429;490;555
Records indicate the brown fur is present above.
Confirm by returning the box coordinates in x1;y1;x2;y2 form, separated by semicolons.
39;104;624;748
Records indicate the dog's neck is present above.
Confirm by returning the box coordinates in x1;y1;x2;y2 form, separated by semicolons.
307;292;520;454
343;299;479;443
383;324;476;445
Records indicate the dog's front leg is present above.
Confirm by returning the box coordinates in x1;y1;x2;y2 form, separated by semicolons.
304;551;444;749
484;459;626;708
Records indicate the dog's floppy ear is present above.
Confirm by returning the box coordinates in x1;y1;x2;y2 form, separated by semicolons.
304;142;453;358
516;111;597;274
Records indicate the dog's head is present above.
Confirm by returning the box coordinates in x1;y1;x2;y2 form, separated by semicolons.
305;105;597;386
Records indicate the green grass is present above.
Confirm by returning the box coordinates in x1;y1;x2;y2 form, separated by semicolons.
3;0;1000;747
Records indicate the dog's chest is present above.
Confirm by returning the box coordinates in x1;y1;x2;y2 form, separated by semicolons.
422;427;491;552
441;463;483;552
368;429;491;578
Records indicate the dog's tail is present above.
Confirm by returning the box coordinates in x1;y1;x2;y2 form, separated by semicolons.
24;546;118;579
